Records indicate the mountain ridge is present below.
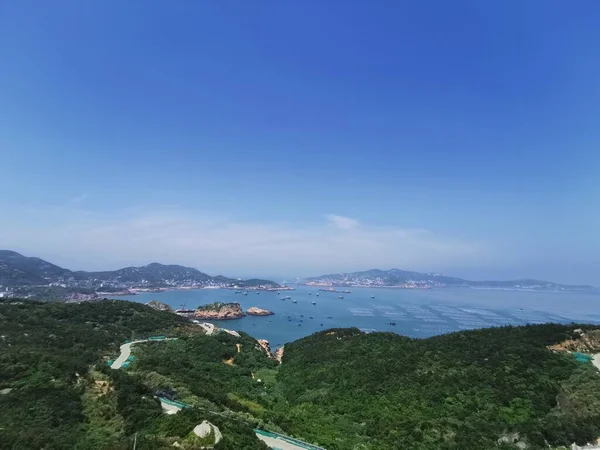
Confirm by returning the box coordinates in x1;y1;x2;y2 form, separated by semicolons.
304;268;595;291
0;250;280;298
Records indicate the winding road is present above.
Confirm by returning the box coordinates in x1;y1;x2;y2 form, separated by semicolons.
110;339;168;369
109;337;324;449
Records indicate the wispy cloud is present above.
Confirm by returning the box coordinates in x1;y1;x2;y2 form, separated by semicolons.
0;207;487;276
325;214;360;230
68;193;89;205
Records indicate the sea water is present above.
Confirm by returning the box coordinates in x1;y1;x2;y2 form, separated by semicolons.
112;286;600;349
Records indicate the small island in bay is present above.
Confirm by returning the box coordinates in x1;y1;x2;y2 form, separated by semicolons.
246;306;274;316
146;300;173;312
194;302;245;320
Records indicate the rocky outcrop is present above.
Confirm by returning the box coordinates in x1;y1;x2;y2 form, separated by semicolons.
548;329;600;353
246;306;274;316
194;302;244;320
192;420;222;447
146;300;173;312
274;346;284;363
257;339;272;356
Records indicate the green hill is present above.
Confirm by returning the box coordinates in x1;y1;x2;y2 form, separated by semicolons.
1;299;600;449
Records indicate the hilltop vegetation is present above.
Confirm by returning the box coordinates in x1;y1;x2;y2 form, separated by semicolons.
0;300;267;449
277;326;600;449
1;299;600;449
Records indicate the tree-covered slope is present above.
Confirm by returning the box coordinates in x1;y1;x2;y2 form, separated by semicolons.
0;300;268;450
1;299;600;450
276;325;600;449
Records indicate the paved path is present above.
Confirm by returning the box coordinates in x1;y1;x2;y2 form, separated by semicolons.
109;337;323;449
255;430;325;450
110;338;176;369
256;433;313;450
159;398;184;415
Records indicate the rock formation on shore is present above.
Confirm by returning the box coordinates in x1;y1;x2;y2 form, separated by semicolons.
274;346;284;363
256;339;272;357
146;300;173;312
246;306;274;316
194;302;244;320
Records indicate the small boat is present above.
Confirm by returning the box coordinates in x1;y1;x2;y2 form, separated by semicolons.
320;323;323;326
285;296;291;300
316;293;319;296
298;324;302;326
327;316;333;319
342;290;351;294
309;293;312;295
300;314;304;317
338;296;344;299
175;302;194;314
243;292;248;296
256;292;260;295
371;296;375;299
309;316;314;319
389;322;396;326
292;299;298;303
235;291;241;294
311;301;316;305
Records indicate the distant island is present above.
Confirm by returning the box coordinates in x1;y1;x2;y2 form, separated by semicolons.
175;302;274;320
0;250;280;301
303;268;596;292
194;302;245;320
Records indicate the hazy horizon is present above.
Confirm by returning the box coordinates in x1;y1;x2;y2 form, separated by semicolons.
3;247;597;287
1;2;598;286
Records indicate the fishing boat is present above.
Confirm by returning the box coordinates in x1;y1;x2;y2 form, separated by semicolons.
175;302;194;314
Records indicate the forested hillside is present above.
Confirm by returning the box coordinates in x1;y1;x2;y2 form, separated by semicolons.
0;300;268;449
277;326;600;449
1;299;599;450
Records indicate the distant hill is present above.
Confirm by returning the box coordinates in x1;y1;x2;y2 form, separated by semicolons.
0;250;73;285
0;250;280;297
304;268;595;291
75;262;214;285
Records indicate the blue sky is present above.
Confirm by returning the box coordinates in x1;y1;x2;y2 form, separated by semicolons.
0;1;599;283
